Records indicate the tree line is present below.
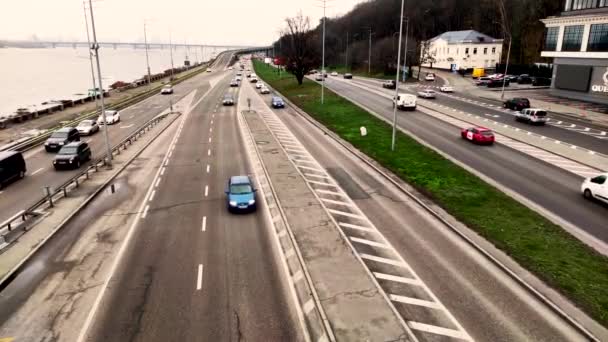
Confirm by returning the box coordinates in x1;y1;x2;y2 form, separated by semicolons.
275;0;562;82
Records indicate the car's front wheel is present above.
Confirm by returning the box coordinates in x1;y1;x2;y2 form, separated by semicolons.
584;189;593;200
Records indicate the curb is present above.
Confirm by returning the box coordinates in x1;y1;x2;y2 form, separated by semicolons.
0;111;181;290
257;74;601;342
237;107;334;342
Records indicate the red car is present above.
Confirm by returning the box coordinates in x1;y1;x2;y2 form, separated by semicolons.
461;127;495;145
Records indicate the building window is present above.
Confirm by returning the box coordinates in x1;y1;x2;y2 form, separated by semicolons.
561;25;584;51
588;23;608;51
544;27;559;51
465;47;469;55
484;47;488;54
567;0;608;11
473;47;478;54
492;47;496;54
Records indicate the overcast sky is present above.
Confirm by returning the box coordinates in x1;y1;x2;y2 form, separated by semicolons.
0;0;365;46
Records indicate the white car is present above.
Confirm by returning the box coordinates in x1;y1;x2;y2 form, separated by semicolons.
98;110;120;125
440;85;454;92
393;93;417;110
260;87;270;94
255;83;263;89
228;66;234;70
417;89;436;99
425;73;436;81
76;119;99;136
581;173;608;204
331;71;338;76
160;85;173;95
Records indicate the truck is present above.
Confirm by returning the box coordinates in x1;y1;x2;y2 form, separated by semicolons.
472;68;485;78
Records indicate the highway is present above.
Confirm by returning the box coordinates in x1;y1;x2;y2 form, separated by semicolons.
0;54;233;226
320;76;608;246
0;55;299;341
358;77;608;154
243;79;595;341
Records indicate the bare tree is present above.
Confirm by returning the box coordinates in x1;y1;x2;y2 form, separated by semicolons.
417;40;436;79
282;12;320;85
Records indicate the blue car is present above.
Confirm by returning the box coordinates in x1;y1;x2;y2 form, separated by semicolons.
225;176;257;213
271;96;285;108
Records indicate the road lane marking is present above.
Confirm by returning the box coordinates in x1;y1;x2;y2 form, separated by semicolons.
155;177;161;188
360;254;405;267
196;264;204;290
210;127;213;133
210;120;214;125
149;190;156;202
350;236;390;249
202;216;207;232
206;164;210;173
120;124;134;129
204;185;209;197
160;167;166;176
390;294;442;309
142;205;150;219
374;272;422;286
31;167;44;176
208;137;212;143
207;149;211;156
168;151;173;158
339;222;376;233
408;321;470;340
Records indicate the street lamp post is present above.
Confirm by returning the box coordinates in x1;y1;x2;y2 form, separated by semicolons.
345;31;349;72
143;21;152;85
88;0;113;167
402;17;409;83
82;1;98;115
368;27;373;74
321;0;327;105
169;32;175;112
391;0;405;151
501;37;512;100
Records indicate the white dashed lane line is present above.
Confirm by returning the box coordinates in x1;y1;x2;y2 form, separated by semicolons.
202;216;207;232
30;167;44;176
196;264;204;290
257;106;473;342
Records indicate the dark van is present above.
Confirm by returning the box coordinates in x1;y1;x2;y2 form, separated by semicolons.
0;151;26;189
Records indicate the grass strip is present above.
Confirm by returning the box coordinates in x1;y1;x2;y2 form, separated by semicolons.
254;60;608;327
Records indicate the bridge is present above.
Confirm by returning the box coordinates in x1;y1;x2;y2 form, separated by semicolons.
0;40;255;50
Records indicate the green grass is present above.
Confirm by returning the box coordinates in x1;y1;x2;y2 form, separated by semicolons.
254;60;608;327
326;64;419;82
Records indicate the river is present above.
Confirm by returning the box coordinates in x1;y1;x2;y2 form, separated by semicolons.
0;46;217;117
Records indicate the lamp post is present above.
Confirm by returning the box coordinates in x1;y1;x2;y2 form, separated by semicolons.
402;17;409;83
391;0;405;151
321;0;327;104
88;0;113;167
82;1;98;114
143;21;152;85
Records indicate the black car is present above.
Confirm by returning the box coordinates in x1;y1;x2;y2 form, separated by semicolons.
382;80;397;89
503;97;531;111
343;73;353;79
487;78;509;88
0;151;26;189
230;79;239;87
271;96;285;108
532;77;552;86
517;74;532;84
53;141;91;170
45;127;80;152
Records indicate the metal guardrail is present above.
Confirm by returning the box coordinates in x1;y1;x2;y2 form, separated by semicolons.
0;60;212;154
0;111;176;248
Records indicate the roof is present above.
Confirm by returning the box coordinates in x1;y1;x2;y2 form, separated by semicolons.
430;30;502;44
0;150;19;160
230;175;251;184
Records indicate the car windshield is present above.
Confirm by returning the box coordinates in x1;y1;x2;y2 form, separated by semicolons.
534;111;547;117
58;146;78;155
51;132;68;139
230;184;252;194
224;95;233;100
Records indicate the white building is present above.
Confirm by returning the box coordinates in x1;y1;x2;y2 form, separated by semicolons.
541;0;608;104
421;30;503;70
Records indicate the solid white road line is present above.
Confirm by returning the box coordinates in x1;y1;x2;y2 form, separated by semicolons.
339;222;376;233
202;216;207;232
374;272;422;286
360;253;406;267
315;189;347;197
320;197;354;207
149;190;156;202
31;167;44;176
350;236;390;249
408;321;470;340
120;124;134;129
197;264;204;290
327;208;366;220
389;294;441;309
204;185;209;197
142;205;150;219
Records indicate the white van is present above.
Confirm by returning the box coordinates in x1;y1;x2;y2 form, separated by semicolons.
515;108;548;125
393;93;417;110
582;173;608;204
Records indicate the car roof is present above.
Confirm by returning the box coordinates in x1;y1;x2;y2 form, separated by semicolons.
230;175;251;184
272;96;283;100
56;127;74;133
468;126;492;132
64;141;84;147
0;150;20;160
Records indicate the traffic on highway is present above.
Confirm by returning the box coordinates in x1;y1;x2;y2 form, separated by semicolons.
1;1;608;342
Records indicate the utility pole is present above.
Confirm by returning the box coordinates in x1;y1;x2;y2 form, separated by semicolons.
88;0;112;167
403;18;409;83
82;1;98;115
143;21;152;85
367;27;373;74
392;0;405;151
345;31;349;71
321;0;327;105
501;38;512;100
169;31;175;112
